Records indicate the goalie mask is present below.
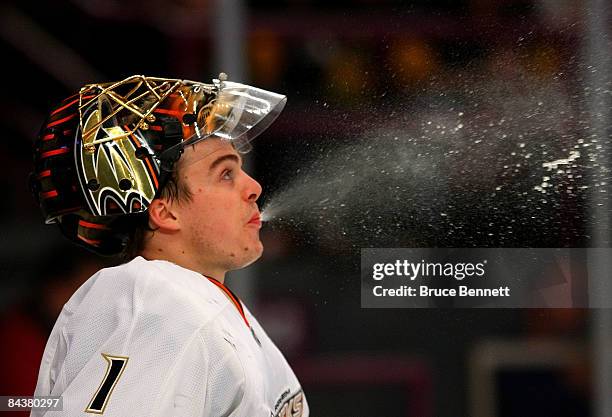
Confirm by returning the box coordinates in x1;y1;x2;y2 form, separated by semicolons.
30;74;286;254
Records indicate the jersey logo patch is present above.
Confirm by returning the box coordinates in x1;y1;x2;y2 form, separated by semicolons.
273;389;304;417
85;353;129;414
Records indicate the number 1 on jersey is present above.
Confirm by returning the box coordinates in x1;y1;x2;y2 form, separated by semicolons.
85;353;129;414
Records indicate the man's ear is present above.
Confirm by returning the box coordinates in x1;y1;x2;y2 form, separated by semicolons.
147;198;181;232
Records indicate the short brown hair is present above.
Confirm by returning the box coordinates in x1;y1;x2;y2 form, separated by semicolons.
120;167;193;261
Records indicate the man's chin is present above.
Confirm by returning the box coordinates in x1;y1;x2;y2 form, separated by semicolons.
235;241;264;269
249;241;264;264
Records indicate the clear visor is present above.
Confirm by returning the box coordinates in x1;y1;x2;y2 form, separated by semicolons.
161;80;286;171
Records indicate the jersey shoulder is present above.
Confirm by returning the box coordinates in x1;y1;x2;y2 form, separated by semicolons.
46;257;233;401
64;256;226;327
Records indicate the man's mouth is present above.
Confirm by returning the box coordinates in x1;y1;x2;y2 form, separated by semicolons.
247;212;262;227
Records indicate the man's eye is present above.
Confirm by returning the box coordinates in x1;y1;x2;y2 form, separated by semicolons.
222;169;234;180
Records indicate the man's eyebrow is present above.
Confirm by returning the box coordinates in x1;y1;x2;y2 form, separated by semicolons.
208;154;242;172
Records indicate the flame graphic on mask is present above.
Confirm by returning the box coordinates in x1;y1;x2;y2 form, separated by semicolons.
77;106;157;216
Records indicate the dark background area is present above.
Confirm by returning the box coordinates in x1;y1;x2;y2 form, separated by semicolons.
1;1;609;416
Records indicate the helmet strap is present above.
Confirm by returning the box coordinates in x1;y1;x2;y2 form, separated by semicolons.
156;146;184;196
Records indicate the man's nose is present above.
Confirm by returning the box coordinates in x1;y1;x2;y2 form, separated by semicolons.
243;172;262;202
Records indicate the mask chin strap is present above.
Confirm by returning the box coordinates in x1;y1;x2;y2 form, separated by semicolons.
155;146;183;194
155;116;185;195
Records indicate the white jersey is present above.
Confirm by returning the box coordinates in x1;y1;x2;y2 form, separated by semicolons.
31;256;308;417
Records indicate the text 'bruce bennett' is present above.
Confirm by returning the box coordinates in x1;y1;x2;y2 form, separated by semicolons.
372;285;511;297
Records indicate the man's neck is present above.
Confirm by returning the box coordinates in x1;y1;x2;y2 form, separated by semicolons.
140;246;227;283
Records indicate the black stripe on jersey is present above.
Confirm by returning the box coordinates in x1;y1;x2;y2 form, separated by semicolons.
85;353;129;414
